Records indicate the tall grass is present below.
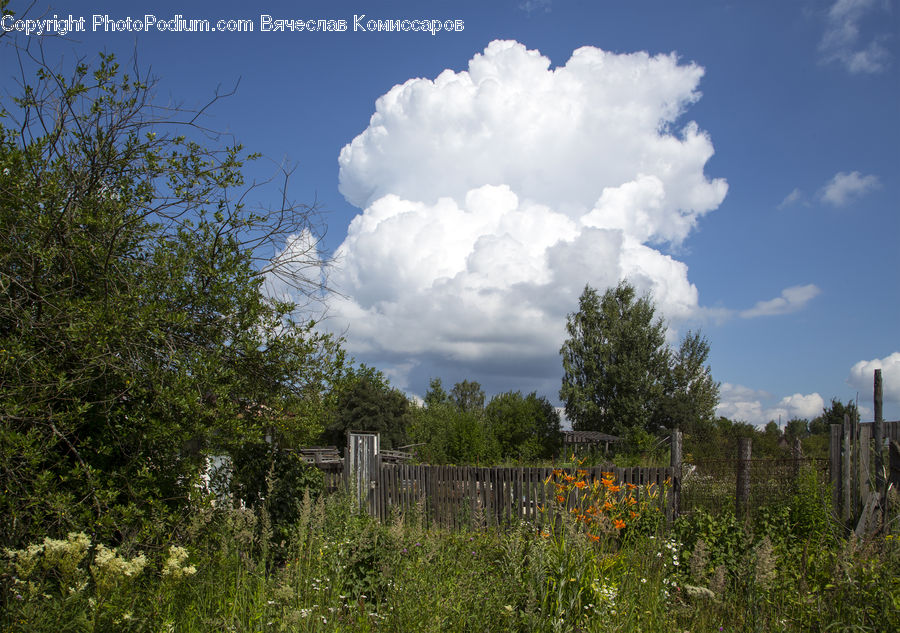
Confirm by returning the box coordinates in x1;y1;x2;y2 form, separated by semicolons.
2;472;898;633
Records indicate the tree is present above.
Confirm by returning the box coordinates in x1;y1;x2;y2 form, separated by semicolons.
450;379;486;413
560;282;719;438
409;378;497;464
559;282;669;435
656;331;720;433
810;398;858;435
486;391;561;461
323;365;412;450
0;53;341;546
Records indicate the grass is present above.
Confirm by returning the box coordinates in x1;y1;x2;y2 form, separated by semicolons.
2;472;898;633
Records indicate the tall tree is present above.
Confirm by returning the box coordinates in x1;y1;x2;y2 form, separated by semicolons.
655;330;719;432
559;282;669;435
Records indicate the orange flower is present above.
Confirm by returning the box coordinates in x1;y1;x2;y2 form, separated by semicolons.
556;495;566;504
564;474;576;483
575;480;587;490
608;484;622;493
626;496;637;506
613;518;626;530
576;469;588;478
589;534;600;543
602;471;614;479
603;501;614;511
629;511;638;519
626;483;637;491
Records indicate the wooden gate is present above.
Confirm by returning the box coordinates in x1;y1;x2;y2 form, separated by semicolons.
345;431;380;513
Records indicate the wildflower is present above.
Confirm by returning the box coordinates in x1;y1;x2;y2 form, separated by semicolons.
575;481;587;490
613;519;626;530
556;495;566;504
162;545;196;579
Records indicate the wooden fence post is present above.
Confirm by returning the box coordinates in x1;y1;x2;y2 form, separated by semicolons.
874;369;884;490
842;414;852;525
670;429;682;520
736;437;751;520
830;423;842;518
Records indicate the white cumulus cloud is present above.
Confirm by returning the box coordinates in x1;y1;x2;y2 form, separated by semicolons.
329;40;728;392
820;171;881;206
716;384;825;426
739;284;821;319
847;352;900;405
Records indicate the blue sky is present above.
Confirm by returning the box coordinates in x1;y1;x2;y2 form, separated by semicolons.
3;0;898;424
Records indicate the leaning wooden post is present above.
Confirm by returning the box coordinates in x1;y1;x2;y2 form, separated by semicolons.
736;437;751;520
830;423;842;518
842;414;852;525
874;369;884;490
669;429;682;520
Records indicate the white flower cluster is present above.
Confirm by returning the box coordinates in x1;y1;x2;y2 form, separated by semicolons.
91;544;147;593
161;545;197;579
4;532;91;579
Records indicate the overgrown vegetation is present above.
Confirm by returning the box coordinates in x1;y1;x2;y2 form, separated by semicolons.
3;472;897;633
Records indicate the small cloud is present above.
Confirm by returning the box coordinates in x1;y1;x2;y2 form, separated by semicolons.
820;171;880;206
775;393;826;420
519;0;554;14
847;352;900;405
819;0;892;74
740;284;821;319
778;188;803;209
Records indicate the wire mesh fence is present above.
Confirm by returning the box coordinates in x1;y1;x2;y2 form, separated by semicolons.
680;457;830;517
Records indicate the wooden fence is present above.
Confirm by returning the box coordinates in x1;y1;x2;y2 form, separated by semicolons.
368;464;677;529
831;418;899;534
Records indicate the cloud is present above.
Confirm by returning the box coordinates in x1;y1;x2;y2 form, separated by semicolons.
777;188;803;209
519;0;554;14
716;383;825;425
819;0;892;74
329;41;728;391
774;393;826;421
847;352;900;405
820;171;881;206
739;284;821;318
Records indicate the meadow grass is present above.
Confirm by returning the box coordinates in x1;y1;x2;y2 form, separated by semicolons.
2;473;898;632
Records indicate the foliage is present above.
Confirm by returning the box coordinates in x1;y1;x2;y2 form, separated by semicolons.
228;442;324;559
408;401;499;465
656;330;720;434
559;281;718;437
408;378;500;464
0;53;342;547
449;379;485;413
322;365;412;450
485;391;562;461
6;487;896;633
